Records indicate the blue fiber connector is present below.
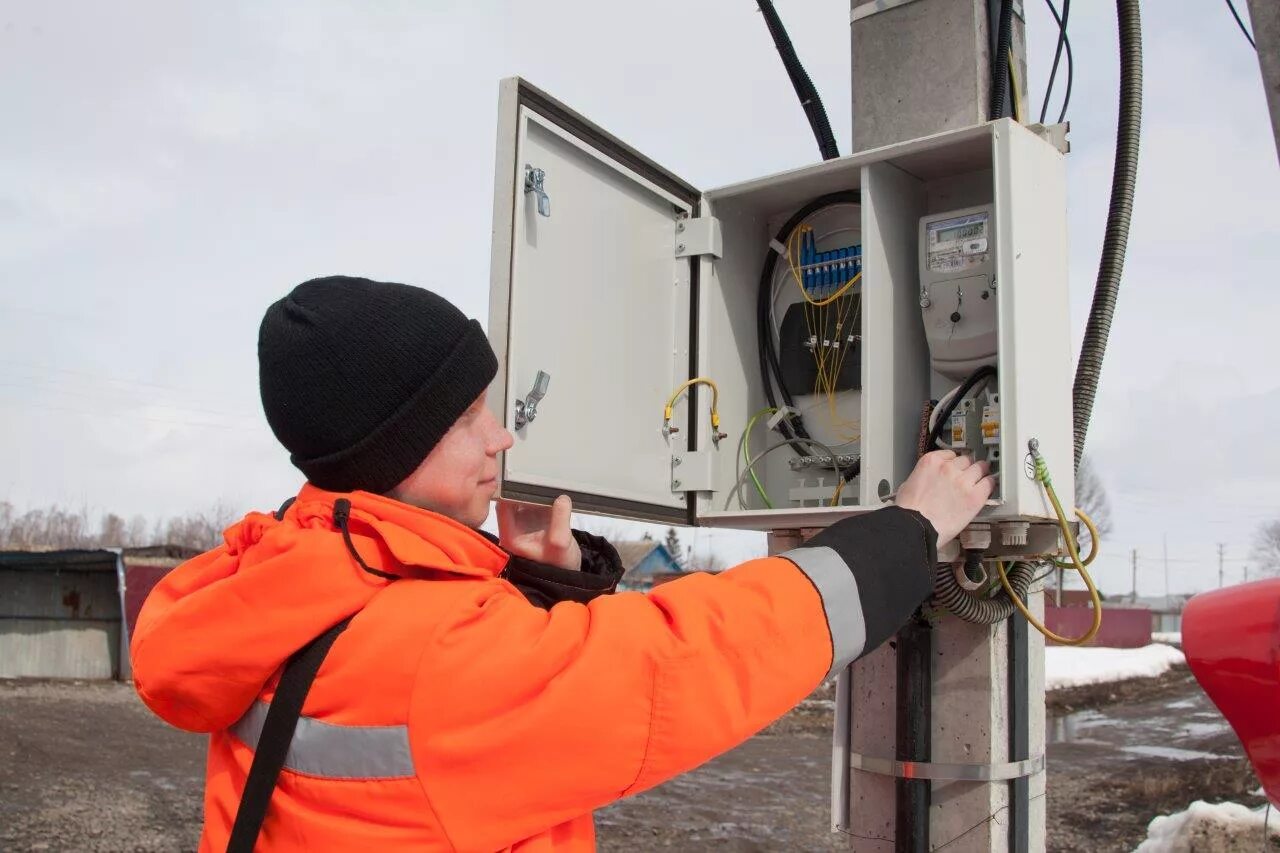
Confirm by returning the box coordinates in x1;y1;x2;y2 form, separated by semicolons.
803;233;814;293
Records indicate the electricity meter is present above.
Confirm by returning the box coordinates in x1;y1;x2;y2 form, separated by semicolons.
919;206;997;381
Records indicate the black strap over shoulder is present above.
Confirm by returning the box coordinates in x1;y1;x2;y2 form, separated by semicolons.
226;617;352;853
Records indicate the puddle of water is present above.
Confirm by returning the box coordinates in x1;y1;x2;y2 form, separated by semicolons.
1048;709;1108;744
1120;745;1230;761
1178;720;1229;739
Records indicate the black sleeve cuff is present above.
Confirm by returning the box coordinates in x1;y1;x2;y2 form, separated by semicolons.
492;529;624;610
572;529;624;581
801;506;937;654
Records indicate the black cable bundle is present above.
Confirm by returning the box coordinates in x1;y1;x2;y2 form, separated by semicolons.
756;192;862;478
755;0;840;161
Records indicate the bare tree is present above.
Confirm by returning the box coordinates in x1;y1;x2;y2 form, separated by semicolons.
0;504;93;549
0;500;240;552
1074;455;1113;558
99;513;128;547
1252;520;1280;578
0;501;12;548
157;501;239;551
687;550;727;573
126;514;149;547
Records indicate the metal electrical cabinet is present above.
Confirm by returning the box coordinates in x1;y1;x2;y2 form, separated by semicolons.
488;77;1074;553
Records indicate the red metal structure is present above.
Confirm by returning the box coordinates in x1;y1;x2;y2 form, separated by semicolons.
1183;578;1280;805
1044;604;1152;648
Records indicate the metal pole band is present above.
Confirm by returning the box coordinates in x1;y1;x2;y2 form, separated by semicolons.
850;0;1022;24
850;752;1045;782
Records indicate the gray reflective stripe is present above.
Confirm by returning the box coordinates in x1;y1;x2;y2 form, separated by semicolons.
229;701;414;780
781;546;867;676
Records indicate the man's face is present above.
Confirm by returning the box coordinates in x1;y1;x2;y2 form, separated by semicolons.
386;390;514;527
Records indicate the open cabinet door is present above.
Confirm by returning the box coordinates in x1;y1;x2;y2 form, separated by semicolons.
488;78;702;524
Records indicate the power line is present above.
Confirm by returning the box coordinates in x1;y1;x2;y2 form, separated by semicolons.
1097;548;1250;562
1039;0;1073;124
0;379;256;422
1224;0;1257;49
15;398;261;432
0;357;212;396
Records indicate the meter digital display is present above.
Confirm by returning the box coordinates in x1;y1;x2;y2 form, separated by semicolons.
937;223;984;243
925;211;990;274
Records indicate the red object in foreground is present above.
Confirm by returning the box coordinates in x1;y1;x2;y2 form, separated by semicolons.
1183;578;1280;804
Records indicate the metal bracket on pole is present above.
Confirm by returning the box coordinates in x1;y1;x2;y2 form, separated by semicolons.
1028;121;1072;155
849;752;1045;782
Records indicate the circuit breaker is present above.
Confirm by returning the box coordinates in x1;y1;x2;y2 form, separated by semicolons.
487;77;1074;560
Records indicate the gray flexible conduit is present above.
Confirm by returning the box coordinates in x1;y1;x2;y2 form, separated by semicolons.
933;561;1036;624
1072;0;1143;470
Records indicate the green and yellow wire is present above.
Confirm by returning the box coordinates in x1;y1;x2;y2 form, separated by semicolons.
996;443;1102;646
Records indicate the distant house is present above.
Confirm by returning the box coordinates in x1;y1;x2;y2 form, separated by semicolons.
1130;594;1191;634
616;541;683;591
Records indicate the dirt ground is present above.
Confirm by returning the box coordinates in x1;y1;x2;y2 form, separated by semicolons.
0;668;1265;852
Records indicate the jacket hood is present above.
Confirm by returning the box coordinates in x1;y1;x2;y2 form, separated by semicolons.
130;484;508;733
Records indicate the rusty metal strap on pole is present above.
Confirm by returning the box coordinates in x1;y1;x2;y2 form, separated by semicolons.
850;752;1045;782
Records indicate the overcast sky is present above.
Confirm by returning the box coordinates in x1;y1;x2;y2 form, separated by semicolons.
2;1;1276;593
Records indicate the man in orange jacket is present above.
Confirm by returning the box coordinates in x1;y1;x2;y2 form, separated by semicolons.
132;276;993;852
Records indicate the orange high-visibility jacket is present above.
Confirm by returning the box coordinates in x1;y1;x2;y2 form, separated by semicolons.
131;484;935;851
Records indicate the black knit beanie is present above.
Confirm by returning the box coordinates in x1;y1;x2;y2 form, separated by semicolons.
258;276;498;494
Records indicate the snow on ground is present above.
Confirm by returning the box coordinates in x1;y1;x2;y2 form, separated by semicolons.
1133;800;1279;852
1152;632;1182;646
1045;643;1185;691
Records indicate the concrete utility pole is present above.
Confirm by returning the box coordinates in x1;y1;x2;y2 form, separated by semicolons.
1131;549;1138;602
800;2;1041;851
1163;534;1169;601
1245;0;1280;163
1219;543;1226;589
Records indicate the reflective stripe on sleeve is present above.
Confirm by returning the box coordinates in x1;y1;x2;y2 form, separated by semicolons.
779;545;868;677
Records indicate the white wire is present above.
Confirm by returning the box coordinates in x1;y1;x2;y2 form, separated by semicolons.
928;384;964;433
927;377;996;449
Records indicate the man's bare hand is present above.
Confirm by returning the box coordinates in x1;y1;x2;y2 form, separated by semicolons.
496;495;582;572
894;450;994;550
